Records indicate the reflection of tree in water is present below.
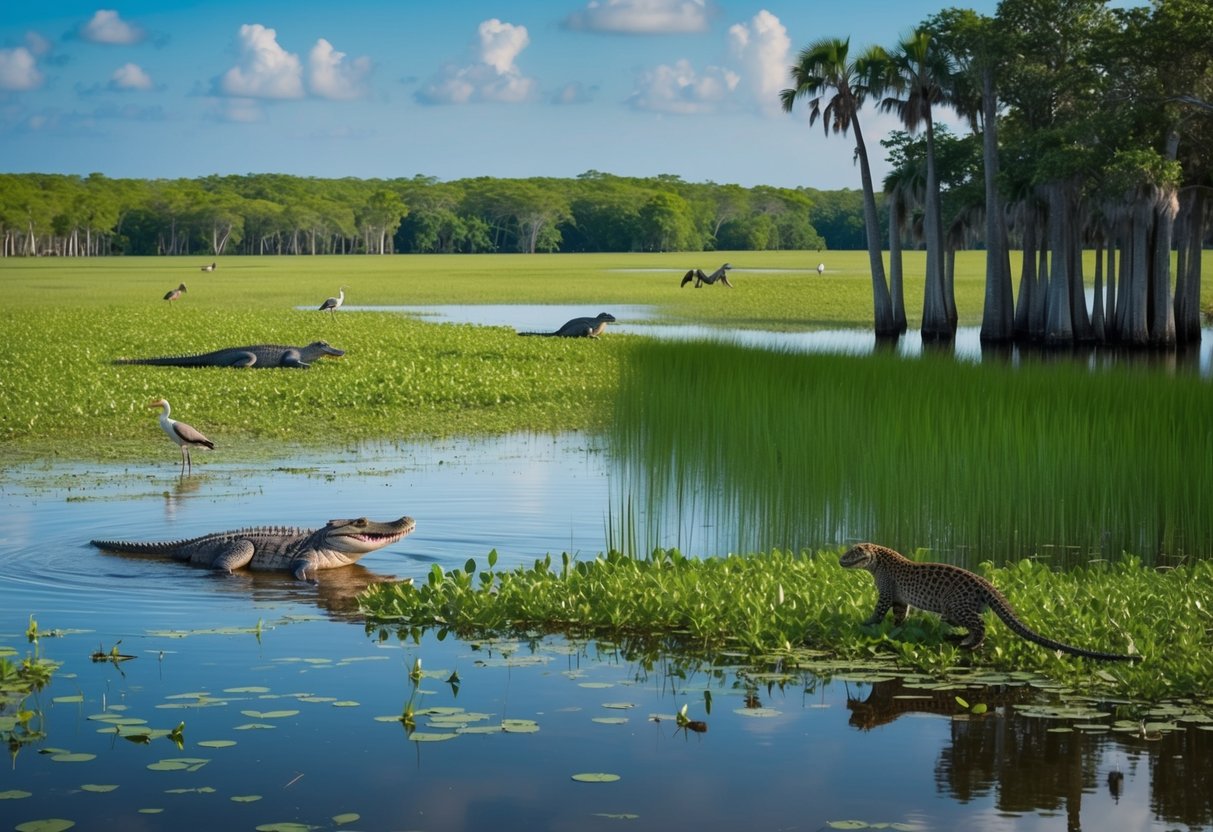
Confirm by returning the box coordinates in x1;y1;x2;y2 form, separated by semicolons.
848;679;1213;831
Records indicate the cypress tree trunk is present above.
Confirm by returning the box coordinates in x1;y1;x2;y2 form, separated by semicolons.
1044;183;1074;346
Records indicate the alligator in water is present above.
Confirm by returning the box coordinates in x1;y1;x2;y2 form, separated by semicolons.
113;341;344;368
91;516;416;581
518;312;616;338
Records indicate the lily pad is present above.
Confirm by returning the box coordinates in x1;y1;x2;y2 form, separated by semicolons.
15;820;75;832
255;824;318;832
240;710;299;719
80;784;119;793
592;717;629;725
198;740;237;748
231;795;263;803
234;723;276;731
224;686;270;693
331;701;360;708
0;790;33;799
593;813;639;820
733;707;782;718
408;732;459;742
51;753;96;763
572;772;620;783
601;702;636;710
502;719;540;734
53;695;84;704
332;814;360;825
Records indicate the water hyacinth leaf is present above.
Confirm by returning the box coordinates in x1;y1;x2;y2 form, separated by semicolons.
80;784;119;793
572;773;620;783
15;820;75;832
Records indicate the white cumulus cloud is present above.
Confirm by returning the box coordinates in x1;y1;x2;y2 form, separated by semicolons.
308;38;372;100
728;10;790;116
0;46;43;91
628;58;738;115
564;0;712;34
417;19;536;105
80;10;146;45
109;62;153;91
217;23;305;99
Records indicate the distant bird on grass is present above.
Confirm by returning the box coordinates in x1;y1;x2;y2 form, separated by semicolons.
319;286;346;315
817;262;826;275
680;263;733;288
149;398;213;475
201;262;216;272
163;283;187;302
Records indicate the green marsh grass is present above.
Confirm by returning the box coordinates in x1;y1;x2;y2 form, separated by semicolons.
360;547;1213;701
611;340;1213;565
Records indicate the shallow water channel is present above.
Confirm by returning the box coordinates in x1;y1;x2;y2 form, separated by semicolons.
2;436;1211;832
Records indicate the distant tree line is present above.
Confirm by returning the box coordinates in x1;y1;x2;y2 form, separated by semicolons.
0;170;855;258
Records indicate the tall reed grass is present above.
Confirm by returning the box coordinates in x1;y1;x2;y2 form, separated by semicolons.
611;340;1213;566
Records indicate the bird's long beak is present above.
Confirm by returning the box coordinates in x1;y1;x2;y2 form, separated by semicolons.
148;399;165;409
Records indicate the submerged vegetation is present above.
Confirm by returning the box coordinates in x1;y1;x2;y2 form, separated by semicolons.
612;338;1213;564
360;548;1213;701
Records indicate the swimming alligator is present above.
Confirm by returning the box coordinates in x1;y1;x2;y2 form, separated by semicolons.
518;312;616;338
113;341;344;368
91;516;416;581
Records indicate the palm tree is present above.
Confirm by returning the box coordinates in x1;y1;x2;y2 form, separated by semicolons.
879;29;955;341
781;37;897;337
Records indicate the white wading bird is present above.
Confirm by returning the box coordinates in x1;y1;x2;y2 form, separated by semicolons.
201;261;216;272
149;398;214;474
817;262;826;275
163;283;186;302
319;286;346;315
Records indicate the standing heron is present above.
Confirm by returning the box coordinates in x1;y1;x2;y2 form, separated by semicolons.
680;263;733;288
201;262;216;272
163;283;187;302
149;398;214;474
319;286;346;315
817;263;826;275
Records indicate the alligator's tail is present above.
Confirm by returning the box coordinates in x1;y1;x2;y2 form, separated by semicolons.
989;593;1139;661
113;355;209;366
91;538;184;556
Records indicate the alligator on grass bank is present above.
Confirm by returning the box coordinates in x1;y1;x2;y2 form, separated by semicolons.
113;341;344;368
518;312;616;338
91;516;416;581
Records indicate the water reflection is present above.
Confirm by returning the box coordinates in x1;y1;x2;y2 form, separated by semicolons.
846;677;1213;831
353;303;1213;377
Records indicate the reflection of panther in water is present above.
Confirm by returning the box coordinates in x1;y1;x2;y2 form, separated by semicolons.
839;543;1138;660
846;678;1032;731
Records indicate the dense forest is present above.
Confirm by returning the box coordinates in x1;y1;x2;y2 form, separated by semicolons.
0;170;869;258
780;0;1213;347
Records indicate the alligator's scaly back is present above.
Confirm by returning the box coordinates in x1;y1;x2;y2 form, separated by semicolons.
518;312;616;338
114;342;344;368
839;542;1138;661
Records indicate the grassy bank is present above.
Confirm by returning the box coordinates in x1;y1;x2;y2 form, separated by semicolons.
361;547;1213;701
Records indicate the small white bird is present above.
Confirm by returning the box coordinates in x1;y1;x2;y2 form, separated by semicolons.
163;283;186;302
319;286;346;315
149;398;214;474
817;262;826;275
201;262;216;272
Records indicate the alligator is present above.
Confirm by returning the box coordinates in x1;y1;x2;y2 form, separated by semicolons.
91;516;416;581
518;312;616;338
113;341;344;368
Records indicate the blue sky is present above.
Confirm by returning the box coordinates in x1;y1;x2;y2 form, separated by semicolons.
0;0;1007;190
